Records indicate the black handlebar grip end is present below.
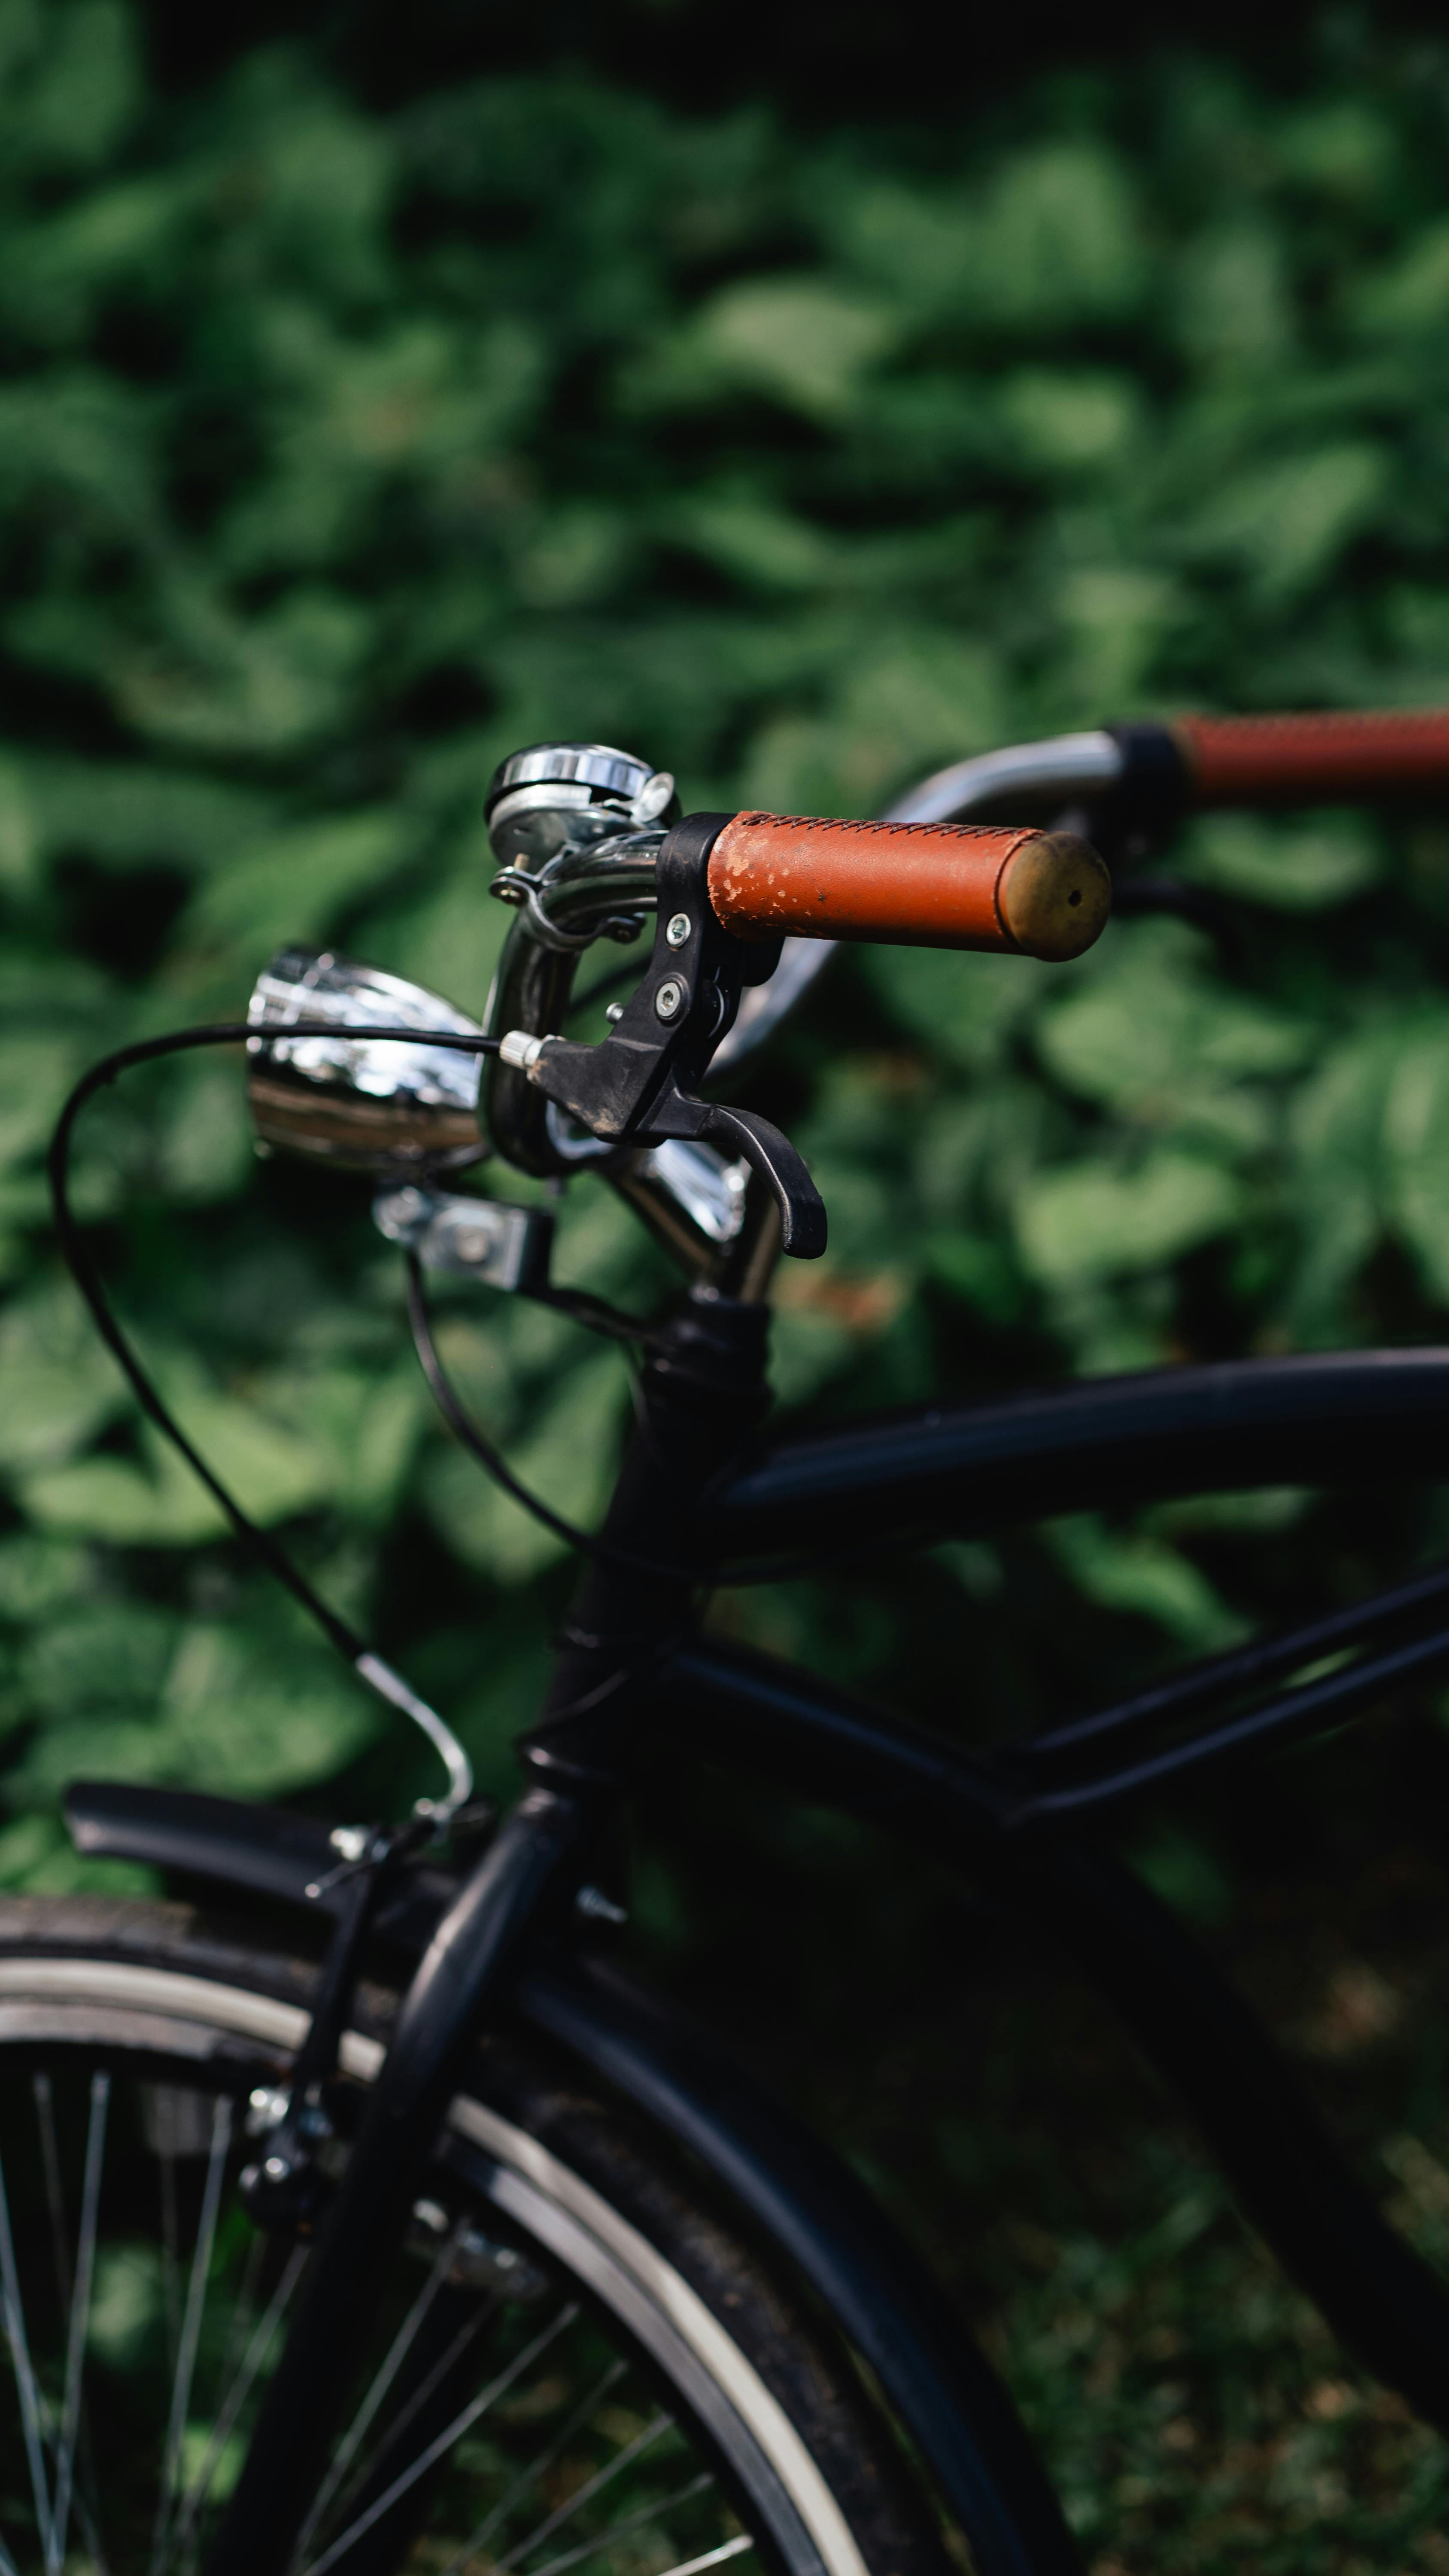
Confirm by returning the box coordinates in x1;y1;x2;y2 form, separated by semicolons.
1106;723;1194;834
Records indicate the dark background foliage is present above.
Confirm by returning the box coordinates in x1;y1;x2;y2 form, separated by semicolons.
6;0;1449;2559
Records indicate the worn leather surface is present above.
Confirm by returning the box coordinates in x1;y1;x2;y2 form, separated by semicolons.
706;811;1108;957
1176;707;1449;804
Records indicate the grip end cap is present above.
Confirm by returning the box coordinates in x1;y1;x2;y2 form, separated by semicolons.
998;832;1112;961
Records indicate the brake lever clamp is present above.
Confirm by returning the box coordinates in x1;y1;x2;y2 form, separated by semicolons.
498;815;828;1258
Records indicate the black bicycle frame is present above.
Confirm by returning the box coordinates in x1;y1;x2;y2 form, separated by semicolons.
95;1306;1449;2576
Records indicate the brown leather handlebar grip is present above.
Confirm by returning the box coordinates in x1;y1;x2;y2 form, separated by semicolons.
1174;709;1449;806
705;813;1111;961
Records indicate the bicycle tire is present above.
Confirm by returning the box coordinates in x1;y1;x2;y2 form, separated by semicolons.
0;1895;948;2576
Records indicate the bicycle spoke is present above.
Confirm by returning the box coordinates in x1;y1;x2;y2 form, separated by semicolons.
52;2071;109;2570
150;2095;231;2576
524;2475;718;2576
158;2129;181;2384
325;2295;497;2534
495;2410;675;2573
293;2218;469;2558
214;2228;264;2414
0;2149;55;2566
34;2077;70;2315
34;2078;111;2576
436;2357;629;2576
18;2345;110;2576
652;2540;754;2576
301;2302;580;2576
0;2046;791;2576
162;2240;308;2573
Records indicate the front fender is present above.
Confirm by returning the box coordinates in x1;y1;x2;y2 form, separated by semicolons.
63;1777;1080;2576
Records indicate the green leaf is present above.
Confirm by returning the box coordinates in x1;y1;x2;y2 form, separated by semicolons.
18;1600;176;1719
0;1034;84;1171
14;1618;378;1800
22;756;275;880
863;945;1038;1074
1184;812;1381;911
649;276;901;420
1173;222;1294;373
1015;1150;1243;1288
21;1443;227;1545
153;1057;255;1203
186;807;414;959
422;1349;622;1582
973;143;1145;327
117;588;373;759
88;2244;165;2371
996;370;1145;477
2;0;141;178
1285;1018;1403;1330
1035;929;1310;1143
0;176;194;348
1048;1514;1248;1652
0;1283;129;1476
1351;219;1449;339
0;1535;88;1624
1384;1022;1449;1301
1181;443;1386;601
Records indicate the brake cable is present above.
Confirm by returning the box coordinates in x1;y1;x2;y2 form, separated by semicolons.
49;1015;1000;1653
48;1022;711;1709
48;1021;508;1818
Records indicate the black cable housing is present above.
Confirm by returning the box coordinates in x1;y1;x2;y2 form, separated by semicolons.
47;1019;502;1664
48;1016;837;1624
404;1255;707;1586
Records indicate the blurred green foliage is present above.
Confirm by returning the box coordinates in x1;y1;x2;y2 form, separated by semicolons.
7;2;1449;2555
6;4;1449;1855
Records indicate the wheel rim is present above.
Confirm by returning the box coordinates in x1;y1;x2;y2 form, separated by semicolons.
0;1957;862;2576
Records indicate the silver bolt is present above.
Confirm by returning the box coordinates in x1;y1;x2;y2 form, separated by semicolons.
329;1825;369;1863
453;1227;493;1264
576;1883;628;1925
605;1001;626;1024
263;2154;292;2184
654;978;684;1022
665;912;691;949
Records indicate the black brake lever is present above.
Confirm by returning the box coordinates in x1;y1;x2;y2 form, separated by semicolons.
503;815;828;1258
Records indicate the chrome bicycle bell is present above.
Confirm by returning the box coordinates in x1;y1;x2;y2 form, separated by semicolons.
485;742;679;872
247;948;488;1173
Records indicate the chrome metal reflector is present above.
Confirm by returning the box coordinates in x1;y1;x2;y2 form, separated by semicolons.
247;949;487;1173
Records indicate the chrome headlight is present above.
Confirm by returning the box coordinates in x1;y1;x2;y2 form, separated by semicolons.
246;949;487;1174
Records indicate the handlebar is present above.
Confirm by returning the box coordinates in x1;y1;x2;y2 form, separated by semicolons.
899;708;1449;837
1170;708;1449;807
703;813;1111;961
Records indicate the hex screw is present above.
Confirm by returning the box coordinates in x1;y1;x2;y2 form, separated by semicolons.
654;978;685;1021
665;912;691;948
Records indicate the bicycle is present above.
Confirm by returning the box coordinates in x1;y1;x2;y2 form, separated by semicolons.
8;708;1449;2576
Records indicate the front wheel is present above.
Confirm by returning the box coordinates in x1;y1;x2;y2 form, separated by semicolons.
0;1896;944;2576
